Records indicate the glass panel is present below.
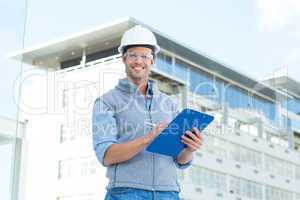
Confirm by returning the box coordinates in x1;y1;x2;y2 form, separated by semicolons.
202;136;227;158
58;160;73;179
252;94;276;122
283;97;300;116
265;186;293;200
229;176;262;200
225;85;250;109
224;85;277;122
80;157;98;177
264;155;293;179
291;118;300;131
156;52;173;74
58;157;99;179
228;143;262;169
174;58;189;82
282;115;291;129
190;166;226;192
189;67;215;99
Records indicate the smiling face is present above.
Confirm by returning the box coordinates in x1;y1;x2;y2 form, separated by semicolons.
123;46;154;86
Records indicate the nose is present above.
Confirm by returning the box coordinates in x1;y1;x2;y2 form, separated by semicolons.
134;55;143;63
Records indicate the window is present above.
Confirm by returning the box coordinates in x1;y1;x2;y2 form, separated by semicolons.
281;116;300;132
189;68;215;98
174;58;189;81
86;47;118;63
229;176;262;200
60;119;91;143
62;89;67;108
270;136;289;148
203;122;222;136
252;94;276;122
202;136;227;158
282;97;300;116
291;118;300;132
264;155;293;179
60;123;76;143
203;136;262;169
249;125;259;136
265;185;293;200
156;52;173;74
58;157;99;180
225;85;251;109
227;118;237;129
190;166;226;192
282;115;291;129
224;86;277;122
80;157;98;176
228;143;262;169
58;160;73;179
60;48;118;69
60;124;68;143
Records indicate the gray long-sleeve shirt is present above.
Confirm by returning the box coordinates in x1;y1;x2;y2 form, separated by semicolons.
92;78;191;192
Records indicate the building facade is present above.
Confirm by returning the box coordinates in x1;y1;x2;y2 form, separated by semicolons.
10;17;300;200
0;117;27;200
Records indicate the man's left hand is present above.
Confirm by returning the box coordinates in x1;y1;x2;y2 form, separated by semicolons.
181;127;202;152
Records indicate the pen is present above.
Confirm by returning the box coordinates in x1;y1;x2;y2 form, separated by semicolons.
144;122;157;127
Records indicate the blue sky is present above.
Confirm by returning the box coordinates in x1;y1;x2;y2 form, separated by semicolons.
22;0;300;81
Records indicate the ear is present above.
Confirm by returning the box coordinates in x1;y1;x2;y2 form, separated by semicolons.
122;56;126;64
151;58;155;66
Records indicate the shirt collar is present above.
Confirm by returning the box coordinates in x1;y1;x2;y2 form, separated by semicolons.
116;78;156;96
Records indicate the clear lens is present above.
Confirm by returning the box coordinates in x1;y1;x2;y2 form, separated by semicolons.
125;52;153;61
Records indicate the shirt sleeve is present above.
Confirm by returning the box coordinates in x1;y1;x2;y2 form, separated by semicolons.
173;158;192;169
92;97;118;166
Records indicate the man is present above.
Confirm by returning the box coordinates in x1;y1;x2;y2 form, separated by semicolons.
92;25;202;200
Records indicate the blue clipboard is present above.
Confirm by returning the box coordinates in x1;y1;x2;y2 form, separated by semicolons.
146;108;214;158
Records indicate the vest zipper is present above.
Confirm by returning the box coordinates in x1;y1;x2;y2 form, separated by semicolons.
145;93;155;189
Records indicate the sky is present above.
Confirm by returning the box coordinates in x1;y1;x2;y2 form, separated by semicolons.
0;0;300;198
21;0;300;81
1;0;300;119
0;2;299;123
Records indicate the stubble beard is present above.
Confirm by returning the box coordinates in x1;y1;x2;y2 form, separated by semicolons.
126;66;150;86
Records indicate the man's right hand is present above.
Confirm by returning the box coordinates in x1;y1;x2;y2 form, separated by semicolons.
103;121;167;166
143;122;168;145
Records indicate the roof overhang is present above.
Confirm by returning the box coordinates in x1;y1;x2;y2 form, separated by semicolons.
263;76;300;98
6;17;137;69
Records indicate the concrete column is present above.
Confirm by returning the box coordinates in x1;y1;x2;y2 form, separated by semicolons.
80;48;86;66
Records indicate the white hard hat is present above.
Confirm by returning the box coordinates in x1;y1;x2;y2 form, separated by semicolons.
118;25;160;54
